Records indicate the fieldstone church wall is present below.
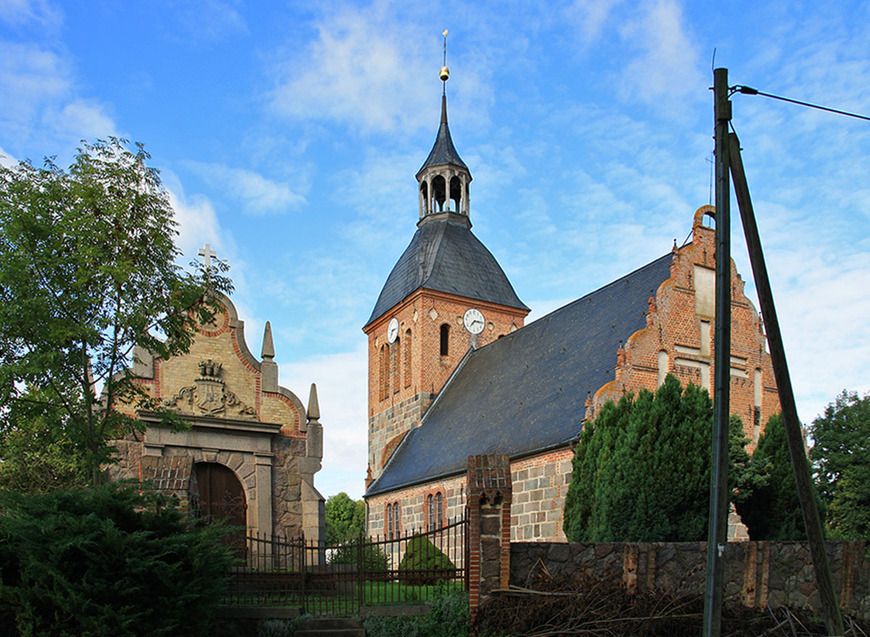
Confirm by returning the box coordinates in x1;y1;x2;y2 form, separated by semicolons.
511;540;870;619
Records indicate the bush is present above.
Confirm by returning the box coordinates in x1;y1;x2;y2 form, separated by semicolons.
398;535;455;585
362;590;468;637
0;482;235;636
328;536;390;573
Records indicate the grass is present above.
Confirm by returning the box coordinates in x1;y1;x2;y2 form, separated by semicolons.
225;577;465;616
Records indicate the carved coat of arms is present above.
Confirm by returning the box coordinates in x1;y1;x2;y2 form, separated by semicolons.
163;359;257;419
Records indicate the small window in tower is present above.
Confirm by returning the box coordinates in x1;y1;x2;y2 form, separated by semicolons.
404;329;412;388
392;338;400;393
440;324;450;356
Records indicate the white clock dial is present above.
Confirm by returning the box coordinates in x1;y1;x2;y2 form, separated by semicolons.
463;308;485;335
387;317;399;343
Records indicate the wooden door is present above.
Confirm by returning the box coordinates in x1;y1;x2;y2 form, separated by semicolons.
194;462;247;549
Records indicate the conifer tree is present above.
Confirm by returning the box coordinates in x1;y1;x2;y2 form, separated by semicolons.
736;414;807;540
563;375;754;542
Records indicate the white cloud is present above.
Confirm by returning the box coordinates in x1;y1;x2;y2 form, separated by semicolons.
269;3;435;134
565;0;624;46
52;98;116;140
619;0;704;106
0;0;62;30
280;344;369;500
0;145;17;167
162;171;226;262
185;161;306;215
172;0;248;42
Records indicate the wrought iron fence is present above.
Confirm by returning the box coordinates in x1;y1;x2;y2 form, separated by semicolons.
224;517;467;616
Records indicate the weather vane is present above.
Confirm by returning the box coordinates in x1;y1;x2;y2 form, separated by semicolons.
440;29;449;92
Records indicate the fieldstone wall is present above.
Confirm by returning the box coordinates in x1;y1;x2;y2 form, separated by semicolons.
511;540;869;619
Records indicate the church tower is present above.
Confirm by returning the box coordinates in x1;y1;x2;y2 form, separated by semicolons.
363;61;530;484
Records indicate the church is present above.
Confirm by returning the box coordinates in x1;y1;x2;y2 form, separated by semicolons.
362;76;780;542
110;282;325;543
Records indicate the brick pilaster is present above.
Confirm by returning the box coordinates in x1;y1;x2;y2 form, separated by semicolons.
466;454;512;621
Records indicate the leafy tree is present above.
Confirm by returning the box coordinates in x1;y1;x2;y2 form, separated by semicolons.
0;482;234;636
809;390;870;540
563;375;756;542
736;414;808;540
325;492;366;545
0;139;231;487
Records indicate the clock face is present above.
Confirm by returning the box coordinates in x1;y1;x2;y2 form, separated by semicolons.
463;308;485;335
387;317;399;343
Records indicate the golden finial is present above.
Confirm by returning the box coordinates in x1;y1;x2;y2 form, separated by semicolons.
440;29;449;82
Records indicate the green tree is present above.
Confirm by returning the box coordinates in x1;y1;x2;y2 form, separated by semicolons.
809;390;870;540
0;139;231;488
736;414;808;540
325;492;366;545
563;375;755;542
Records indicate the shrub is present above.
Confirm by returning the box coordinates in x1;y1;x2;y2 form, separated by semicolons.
398;535;455;585
0;482;234;636
328;536;390;573
362;590;468;637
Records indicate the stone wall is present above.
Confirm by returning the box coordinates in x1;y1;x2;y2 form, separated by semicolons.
511;540;869;619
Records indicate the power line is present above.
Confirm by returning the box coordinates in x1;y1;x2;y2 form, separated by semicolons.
733;85;870;122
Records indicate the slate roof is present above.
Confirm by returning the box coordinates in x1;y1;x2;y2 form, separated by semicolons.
366;251;674;496
365;213;529;327
416;95;469;178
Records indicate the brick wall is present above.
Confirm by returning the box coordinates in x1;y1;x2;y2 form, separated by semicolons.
592;206;779;449
365;288;527;480
510;449;574;542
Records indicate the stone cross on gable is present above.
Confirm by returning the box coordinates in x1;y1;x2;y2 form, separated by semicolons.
198;243;217;268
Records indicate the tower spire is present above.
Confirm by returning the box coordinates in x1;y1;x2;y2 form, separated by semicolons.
417;29;471;221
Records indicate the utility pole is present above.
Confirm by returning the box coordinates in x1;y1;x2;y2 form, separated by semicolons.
702;67;732;637
729;133;844;637
702;66;845;636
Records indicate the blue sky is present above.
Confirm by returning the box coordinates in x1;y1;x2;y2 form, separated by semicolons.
2;0;869;500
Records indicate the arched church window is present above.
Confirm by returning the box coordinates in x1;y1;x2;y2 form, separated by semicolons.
440;324;450;356
427;494;434;531
432;175;447;212
379;345;389;400
391;338;400;393
436;492;443;530
404;329;412;388
387;503;393;540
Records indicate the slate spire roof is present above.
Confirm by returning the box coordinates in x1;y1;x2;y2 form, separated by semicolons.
365;88;526;328
365;214;529;327
416;94;469;179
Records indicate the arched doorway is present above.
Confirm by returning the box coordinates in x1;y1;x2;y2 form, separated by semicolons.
194;462;247;549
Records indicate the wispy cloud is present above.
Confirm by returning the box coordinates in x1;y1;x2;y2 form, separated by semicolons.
0;0;62;31
170;0;248;43
162;170;226;262
184;161;307;215
618;0;704;107
280;345;368;499
269;3;435;134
